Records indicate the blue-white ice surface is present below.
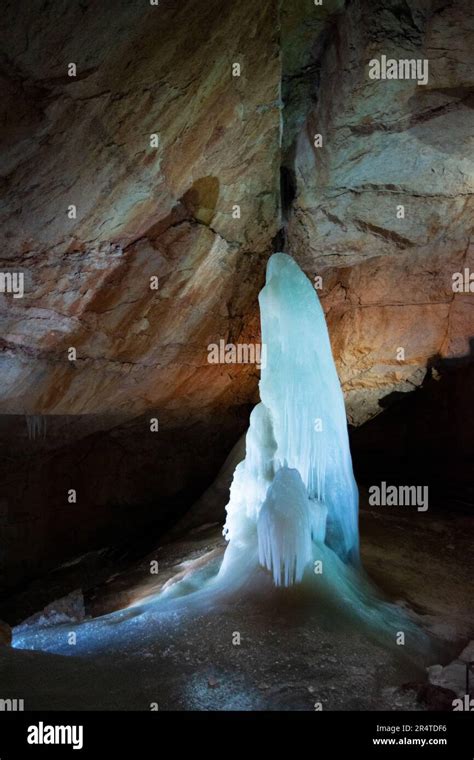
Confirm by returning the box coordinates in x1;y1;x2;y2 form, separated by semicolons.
13;254;429;657
222;253;358;586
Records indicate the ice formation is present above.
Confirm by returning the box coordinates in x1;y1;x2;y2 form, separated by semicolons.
13;253;431;660
25;414;47;441
257;467;322;586
221;252;358;587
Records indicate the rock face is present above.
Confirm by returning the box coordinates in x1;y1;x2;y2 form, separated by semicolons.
0;0;280;590
427;641;474;698
0;0;473;592
1;0;280;420
284;0;474;423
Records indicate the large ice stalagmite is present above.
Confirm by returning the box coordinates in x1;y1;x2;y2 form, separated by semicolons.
222;253;359;586
13;253;431;659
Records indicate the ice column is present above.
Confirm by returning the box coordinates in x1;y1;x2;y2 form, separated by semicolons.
222;253;359;586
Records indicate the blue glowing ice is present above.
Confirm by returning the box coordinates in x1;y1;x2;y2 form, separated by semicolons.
222;253;358;586
12;253;431;660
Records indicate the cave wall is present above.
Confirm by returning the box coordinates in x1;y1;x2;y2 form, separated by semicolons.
1;0;473;592
1;0;280;420
284;0;474;423
0;0;280;591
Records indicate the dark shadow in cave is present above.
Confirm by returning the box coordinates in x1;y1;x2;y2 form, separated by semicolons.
4;340;473;625
280;165;296;222
351;337;474;511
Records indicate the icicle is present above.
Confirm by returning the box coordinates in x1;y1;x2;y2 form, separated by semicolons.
26;415;47;441
258;467;317;587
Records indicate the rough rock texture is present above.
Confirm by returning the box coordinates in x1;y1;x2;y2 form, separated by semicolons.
285;0;474;422
320;244;473;425
1;0;280;419
0;0;280;590
427;641;474;697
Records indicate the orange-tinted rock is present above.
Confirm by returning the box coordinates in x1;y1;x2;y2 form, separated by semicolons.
285;0;474;423
0;0;280;422
0;0;279;591
319;242;474;424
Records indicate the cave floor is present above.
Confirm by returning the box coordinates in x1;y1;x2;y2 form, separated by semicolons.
2;503;473;711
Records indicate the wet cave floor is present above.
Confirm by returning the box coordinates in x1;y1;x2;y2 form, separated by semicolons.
1;502;473;711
